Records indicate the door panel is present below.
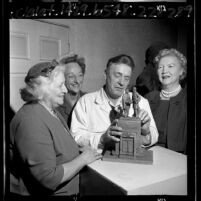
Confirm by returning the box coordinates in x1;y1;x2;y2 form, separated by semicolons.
10;19;70;111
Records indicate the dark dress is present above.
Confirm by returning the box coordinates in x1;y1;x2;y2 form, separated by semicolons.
57;91;86;128
145;87;187;154
10;103;80;196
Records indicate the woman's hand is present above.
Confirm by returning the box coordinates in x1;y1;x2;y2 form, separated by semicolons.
61;146;102;183
80;146;102;165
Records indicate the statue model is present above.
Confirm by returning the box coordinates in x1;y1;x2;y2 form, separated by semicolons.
102;87;153;164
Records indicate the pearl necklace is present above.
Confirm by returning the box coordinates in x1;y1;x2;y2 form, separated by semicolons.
161;85;182;98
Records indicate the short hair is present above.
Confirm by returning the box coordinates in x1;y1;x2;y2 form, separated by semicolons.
59;54;86;74
106;54;135;72
20;62;64;103
154;48;187;81
145;41;169;65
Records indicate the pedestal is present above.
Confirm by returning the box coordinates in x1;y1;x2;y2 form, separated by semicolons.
102;117;153;164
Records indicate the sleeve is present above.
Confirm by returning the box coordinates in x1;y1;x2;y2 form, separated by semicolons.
139;98;159;146
70;96;102;150
14;116;64;191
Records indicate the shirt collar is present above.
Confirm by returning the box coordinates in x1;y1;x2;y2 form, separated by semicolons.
99;86;124;108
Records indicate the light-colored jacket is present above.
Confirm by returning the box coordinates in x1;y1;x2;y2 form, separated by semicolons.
71;88;158;150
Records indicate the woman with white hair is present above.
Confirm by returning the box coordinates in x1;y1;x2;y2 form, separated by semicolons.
9;60;102;197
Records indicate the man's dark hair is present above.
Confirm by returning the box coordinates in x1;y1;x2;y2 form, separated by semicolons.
145;41;169;65
106;54;135;71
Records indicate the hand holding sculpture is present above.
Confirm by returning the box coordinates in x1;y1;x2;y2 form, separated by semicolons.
100;119;123;145
138;109;151;136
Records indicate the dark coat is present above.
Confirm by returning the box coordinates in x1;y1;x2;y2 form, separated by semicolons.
56;91;86;128
145;87;187;154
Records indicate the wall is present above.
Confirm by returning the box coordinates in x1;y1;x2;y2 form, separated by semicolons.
10;19;187;111
44;19;183;92
10;19;70;111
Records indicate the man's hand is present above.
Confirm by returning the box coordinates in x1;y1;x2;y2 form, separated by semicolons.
138;109;151;135
99;119;122;146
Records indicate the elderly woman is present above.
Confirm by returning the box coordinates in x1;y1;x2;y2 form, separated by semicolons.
56;54;86;127
145;48;187;154
10;60;102;197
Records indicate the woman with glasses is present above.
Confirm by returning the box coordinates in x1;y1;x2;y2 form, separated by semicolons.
9;60;102;197
56;54;86;128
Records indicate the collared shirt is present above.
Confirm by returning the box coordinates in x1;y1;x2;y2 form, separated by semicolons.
71;87;159;150
102;87;123;109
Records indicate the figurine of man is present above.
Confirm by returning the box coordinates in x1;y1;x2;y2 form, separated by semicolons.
132;87;140;117
122;89;132;117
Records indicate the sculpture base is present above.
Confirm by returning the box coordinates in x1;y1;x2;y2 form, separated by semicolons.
102;148;153;164
102;116;153;164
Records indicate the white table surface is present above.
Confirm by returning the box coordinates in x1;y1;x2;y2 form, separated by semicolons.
87;146;187;195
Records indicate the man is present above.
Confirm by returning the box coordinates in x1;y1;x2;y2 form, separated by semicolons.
71;54;158;151
135;41;169;96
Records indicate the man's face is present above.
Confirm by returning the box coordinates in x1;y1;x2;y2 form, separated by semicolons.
105;63;132;99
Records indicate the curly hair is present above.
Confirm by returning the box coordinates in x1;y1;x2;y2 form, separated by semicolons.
20;64;65;103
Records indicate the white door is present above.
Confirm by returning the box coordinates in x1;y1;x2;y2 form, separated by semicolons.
10;19;70;112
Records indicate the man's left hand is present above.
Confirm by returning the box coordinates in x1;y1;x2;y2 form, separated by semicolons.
138;109;151;135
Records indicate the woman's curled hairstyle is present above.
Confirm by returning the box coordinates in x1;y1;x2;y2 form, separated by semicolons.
154;48;187;81
20;60;63;103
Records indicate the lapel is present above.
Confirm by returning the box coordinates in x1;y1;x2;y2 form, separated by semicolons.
94;88;112;113
170;87;186;105
37;103;71;134
54;109;71;133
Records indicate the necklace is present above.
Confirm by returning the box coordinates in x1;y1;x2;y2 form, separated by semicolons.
39;102;58;118
161;85;182;98
39;102;70;134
